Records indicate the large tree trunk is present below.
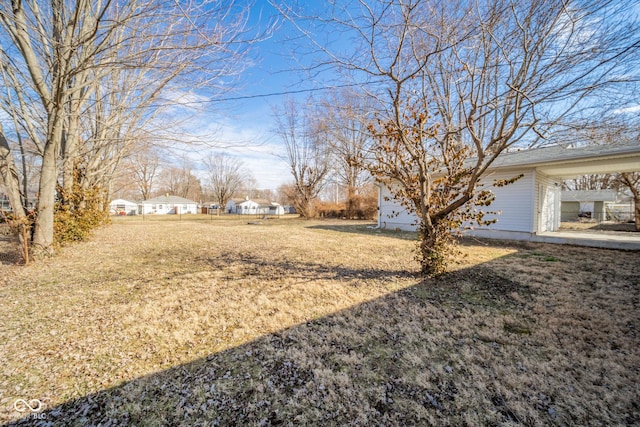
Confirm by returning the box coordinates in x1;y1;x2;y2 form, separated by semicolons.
0;126;30;262
62;116;79;203
0;128;25;220
32;141;58;256
294;190;314;219
418;220;449;277
346;186;356;219
620;173;640;232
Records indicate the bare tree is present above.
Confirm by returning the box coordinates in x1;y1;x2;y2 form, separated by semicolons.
126;146;161;201
0;60;42;211
0;0;255;256
320;91;373;217
617;172;640;231
277;0;640;274
563;175;617;192
276;183;296;207
203;152;246;211
555;116;636;192
158;162;203;201
274;98;331;218
0;125;30;263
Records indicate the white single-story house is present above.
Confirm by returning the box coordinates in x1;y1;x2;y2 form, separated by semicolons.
140;195;198;215
560;190;618;222
226;198;285;215
109;198;139;216
378;143;640;242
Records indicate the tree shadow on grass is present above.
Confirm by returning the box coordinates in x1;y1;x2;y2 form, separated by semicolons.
0;230;23;266
194;250;419;282
306;223;417;241
5;253;639;426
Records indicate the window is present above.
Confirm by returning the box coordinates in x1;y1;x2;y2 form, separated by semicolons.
159;204;163;209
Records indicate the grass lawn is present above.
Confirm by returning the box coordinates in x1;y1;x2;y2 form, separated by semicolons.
1;216;639;425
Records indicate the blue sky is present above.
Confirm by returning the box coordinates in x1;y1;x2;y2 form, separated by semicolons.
182;0;328;191
178;0;640;191
180;0;365;191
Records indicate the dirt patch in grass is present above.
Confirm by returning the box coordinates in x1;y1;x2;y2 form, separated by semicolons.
1;217;638;425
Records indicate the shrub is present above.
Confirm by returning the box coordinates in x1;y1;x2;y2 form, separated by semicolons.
346;192;378;220
316;201;345;218
54;184;109;247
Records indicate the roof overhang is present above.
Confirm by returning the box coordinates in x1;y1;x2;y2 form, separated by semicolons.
536;153;640;178
561;190;617;202
489;143;640;178
375;143;640;184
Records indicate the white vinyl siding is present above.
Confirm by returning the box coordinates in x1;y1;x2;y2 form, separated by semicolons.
375;144;639;243
140;202;197;215
227;199;284;215
109;199;139;215
377;169;538;234
470;169;535;233
377;184;418;231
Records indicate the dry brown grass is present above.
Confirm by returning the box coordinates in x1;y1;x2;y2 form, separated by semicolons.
1;216;638;425
560;220;637;233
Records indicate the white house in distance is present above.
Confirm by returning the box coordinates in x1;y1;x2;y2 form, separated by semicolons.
378;143;640;243
139;195;198;215
226;198;286;216
109;198;138;216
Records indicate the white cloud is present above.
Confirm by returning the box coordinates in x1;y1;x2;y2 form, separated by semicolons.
217;124;291;190
613;104;640;114
153;85;293;190
167;110;290;190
